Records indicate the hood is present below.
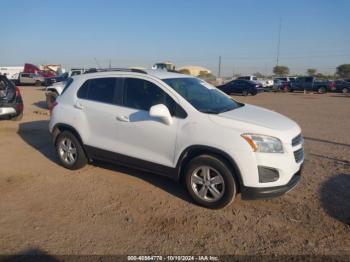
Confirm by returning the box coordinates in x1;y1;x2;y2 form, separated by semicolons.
209;104;301;142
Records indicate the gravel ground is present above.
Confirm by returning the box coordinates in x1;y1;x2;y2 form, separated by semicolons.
0;87;349;257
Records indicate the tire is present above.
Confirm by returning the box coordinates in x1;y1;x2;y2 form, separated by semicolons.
35;80;41;87
317;86;326;94
10;111;23;121
56;131;87;170
46;91;58;109
342;88;349;94
251;90;258;96
184;155;236;209
242;90;248;96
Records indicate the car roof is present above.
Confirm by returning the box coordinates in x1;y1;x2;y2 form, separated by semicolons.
72;69;192;81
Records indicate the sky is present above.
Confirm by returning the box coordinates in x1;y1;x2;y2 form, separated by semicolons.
0;0;349;76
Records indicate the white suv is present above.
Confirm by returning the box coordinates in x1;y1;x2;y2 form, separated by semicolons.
49;69;304;208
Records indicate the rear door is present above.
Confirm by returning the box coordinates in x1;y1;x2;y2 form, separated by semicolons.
75;77;123;153
304;77;314;91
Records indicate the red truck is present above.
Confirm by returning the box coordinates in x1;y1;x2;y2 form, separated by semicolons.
23;63;56;78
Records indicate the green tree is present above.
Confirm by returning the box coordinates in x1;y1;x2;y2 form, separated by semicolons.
336;64;350;78
307;68;317;76
273;65;289;76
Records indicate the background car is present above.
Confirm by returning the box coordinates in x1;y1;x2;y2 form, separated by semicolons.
18;72;46;86
0;75;23;120
217;79;262;96
334;80;350;93
45;72;69;86
290;76;331;94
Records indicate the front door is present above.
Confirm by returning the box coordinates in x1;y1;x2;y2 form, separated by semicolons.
114;77;180;168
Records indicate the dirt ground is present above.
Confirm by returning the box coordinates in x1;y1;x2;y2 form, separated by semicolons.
0;86;349;256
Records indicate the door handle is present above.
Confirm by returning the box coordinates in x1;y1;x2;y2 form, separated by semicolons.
74;102;84;110
116;115;130;122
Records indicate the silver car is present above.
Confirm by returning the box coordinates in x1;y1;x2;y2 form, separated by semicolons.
18;73;45;86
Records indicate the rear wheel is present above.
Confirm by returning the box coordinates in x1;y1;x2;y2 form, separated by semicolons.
10;111;23;121
342;87;349;94
242;90;249;96
35;80;41;87
184;155;236;209
317;86;326;94
56;131;87;170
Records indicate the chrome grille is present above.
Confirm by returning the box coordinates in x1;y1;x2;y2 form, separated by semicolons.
292;133;303;147
294;148;304;163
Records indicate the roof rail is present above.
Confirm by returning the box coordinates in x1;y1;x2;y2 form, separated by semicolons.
83;68;147;74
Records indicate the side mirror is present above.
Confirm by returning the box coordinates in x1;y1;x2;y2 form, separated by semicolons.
149;104;173;125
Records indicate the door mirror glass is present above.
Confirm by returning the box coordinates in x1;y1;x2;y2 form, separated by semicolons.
149;104;173;125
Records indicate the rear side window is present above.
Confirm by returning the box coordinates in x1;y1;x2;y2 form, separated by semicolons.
77;77;123;105
88;78;115;103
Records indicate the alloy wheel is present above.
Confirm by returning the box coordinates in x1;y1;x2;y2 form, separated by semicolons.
190;166;225;202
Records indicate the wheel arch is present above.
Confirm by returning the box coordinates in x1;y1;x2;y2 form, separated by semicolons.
176;145;243;191
52;123;90;159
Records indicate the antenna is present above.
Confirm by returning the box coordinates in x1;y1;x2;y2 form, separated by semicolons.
218;56;222;78
94;57;101;68
276;17;282;66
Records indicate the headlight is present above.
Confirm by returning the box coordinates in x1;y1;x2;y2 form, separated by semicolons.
241;134;284;153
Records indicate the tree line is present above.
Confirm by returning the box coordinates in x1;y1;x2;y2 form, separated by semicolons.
272;64;350;79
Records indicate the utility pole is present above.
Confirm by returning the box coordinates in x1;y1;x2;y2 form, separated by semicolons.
218;56;222;78
94;57;101;68
109;59;111;69
276;17;282;66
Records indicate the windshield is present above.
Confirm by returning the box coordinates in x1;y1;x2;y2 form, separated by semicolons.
163;77;243;114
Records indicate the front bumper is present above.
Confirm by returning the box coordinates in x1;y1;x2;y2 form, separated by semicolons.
240;165;302;200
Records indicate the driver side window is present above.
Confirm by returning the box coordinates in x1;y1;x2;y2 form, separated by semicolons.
123;78;186;118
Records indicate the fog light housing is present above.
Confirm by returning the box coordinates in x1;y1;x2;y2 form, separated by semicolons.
258;166;279;183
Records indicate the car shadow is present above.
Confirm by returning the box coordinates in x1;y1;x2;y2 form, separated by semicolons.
17;120;192;205
0;248;60;262
33;101;48;110
17;120;59;164
320;174;350;225
92;160;192;204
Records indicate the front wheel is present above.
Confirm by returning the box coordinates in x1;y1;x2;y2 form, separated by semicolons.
342;87;349;94
35;80;41;87
184;155;236;209
56;131;87;170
